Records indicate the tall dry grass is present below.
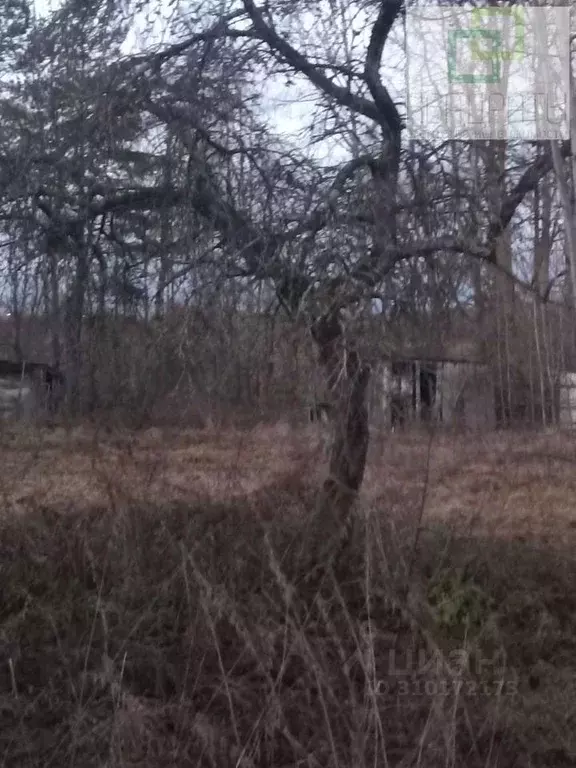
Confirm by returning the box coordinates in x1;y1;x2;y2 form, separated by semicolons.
1;425;575;766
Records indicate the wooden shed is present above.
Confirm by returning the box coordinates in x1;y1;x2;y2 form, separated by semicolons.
0;361;64;420
371;339;496;431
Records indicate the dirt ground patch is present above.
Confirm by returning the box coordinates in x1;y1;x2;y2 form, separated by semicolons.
0;422;320;513
367;429;576;546
1;423;575;547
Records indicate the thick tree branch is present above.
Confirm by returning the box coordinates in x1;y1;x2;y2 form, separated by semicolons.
284;153;389;237
489;142;570;246
126;10;251;73
241;0;389;129
346;236;565;307
364;0;403;134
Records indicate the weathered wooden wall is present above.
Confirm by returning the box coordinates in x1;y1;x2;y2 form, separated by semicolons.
371;359;496;431
438;362;496;430
559;372;576;428
0;374;37;420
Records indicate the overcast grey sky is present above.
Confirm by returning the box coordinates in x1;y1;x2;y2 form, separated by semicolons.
32;0;344;161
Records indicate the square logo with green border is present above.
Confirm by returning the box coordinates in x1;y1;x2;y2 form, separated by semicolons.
448;28;502;84
448;7;525;84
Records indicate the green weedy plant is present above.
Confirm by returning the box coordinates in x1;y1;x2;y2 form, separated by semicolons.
427;567;495;638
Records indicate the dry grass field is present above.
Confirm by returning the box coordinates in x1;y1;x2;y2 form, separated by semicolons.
1;422;576;766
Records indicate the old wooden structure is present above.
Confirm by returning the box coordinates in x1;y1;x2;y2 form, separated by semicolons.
0;360;64;420
373;354;496;431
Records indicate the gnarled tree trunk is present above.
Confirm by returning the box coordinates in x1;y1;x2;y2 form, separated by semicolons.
306;310;370;570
